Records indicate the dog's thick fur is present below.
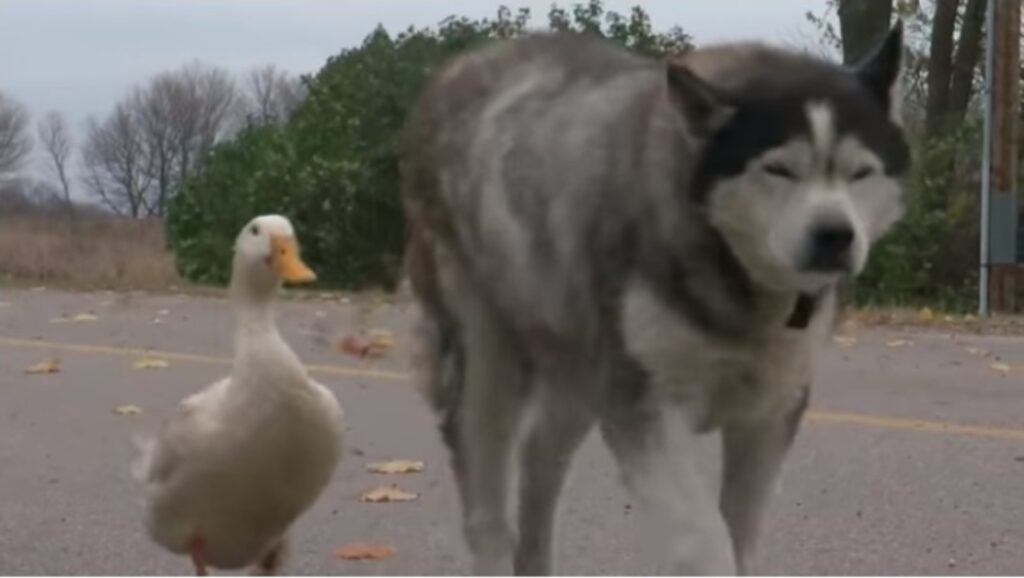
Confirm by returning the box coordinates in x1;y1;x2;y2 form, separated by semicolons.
402;26;908;575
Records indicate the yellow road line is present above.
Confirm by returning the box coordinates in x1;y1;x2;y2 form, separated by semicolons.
805;410;1024;440
0;336;410;381
2;335;1022;441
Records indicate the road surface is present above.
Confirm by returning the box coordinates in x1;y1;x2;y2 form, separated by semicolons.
1;287;1022;575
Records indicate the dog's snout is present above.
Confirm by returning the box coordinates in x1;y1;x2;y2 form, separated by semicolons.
813;224;854;253
804;221;854;272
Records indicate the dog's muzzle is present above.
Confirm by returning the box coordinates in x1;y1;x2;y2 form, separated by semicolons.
802;220;855;273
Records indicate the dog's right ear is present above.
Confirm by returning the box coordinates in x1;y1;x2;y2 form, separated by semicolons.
666;62;734;136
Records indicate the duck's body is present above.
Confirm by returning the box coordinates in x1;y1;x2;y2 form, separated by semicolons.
135;215;343;574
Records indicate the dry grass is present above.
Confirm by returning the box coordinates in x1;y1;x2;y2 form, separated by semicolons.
842;306;1024;335
0;212;182;291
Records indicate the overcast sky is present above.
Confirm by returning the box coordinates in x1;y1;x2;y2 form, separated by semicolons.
1;0;830;180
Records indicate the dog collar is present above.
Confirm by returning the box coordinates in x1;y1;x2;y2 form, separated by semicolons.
786;292;819;329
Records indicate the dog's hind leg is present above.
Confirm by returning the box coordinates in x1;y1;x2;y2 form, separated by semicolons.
719;386;809;575
600;404;736;576
451;293;530;575
514;391;594;575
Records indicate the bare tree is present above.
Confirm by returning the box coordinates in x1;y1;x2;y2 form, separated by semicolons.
0;91;32;178
37;111;75;218
237;64;305;126
85;61;239;218
838;0;893;64
81;102;154;218
133;79;180;217
171;62;237;185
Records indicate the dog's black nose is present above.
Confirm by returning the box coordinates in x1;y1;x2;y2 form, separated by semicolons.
805;222;854;271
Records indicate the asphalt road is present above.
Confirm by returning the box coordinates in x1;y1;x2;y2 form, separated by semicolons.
1;287;1022;575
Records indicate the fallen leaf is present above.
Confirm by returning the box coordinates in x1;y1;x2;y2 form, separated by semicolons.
366;460;424;475
340;335;369;357
25;358;60;375
133;358;170;370
112;404;143;416
368;329;395;348
916;307;936;322
359;484;418;503
156;309;171;316
885;338;912;348
51;312;99;323
965;347;990;358
832;335;857;347
990;362;1012;375
339;330;395;359
333;543;395;560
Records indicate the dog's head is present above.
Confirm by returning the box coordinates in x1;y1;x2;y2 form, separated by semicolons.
669;24;910;293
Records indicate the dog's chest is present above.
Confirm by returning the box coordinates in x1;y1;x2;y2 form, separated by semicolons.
620;281;818;424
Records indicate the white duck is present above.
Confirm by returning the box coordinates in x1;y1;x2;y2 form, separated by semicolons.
134;215;344;576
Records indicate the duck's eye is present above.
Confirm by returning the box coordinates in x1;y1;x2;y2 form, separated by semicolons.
250;224;260;236
763;163;796;180
851;166;875;182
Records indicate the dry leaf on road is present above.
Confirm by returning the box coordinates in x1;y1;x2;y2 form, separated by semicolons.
333;543;395;560
25;359;61;375
112;404;143;416
339;329;395;359
885;338;913;348
990;362;1012;375
132;358;170;370
51;312;99;323
965;347;990;358
359;485;418;503
368;329;395;348
832;336;857;347
366;460;424;475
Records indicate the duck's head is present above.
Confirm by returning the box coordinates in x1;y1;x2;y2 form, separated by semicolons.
232;215;316;296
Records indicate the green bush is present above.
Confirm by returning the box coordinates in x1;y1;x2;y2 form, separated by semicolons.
168;1;692;289
851;122;983;311
168;124;296;285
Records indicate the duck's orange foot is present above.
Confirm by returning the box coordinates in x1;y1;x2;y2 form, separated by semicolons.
188;535;209;576
251;539;287;576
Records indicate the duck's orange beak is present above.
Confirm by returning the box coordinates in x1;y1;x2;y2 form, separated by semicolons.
269;235;317;284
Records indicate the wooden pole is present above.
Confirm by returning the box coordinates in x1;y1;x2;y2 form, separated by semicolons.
987;0;1022;313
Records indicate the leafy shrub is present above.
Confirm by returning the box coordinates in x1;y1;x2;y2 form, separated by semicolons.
168;1;691;289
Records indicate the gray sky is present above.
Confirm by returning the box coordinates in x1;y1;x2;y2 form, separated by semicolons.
0;0;830;181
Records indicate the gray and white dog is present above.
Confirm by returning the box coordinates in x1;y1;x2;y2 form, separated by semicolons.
402;23;908;576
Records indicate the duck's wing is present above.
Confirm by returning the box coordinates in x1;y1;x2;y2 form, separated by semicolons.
133;378;231;485
310;378;345;424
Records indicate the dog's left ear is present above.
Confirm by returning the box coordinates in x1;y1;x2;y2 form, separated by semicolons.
666;62;734;136
855;21;904;118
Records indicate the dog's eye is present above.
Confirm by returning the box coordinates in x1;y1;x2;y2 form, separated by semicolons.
850;166;875;182
250;224;260;236
763;163;796;180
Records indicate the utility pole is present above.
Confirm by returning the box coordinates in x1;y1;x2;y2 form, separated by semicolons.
981;0;1021;314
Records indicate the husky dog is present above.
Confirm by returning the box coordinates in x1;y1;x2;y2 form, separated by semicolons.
402;23;908;576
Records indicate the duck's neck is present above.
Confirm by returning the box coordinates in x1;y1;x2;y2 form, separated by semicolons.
230;274;281;342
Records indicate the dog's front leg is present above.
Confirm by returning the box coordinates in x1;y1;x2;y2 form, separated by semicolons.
601;404;736;576
719;386;810;574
